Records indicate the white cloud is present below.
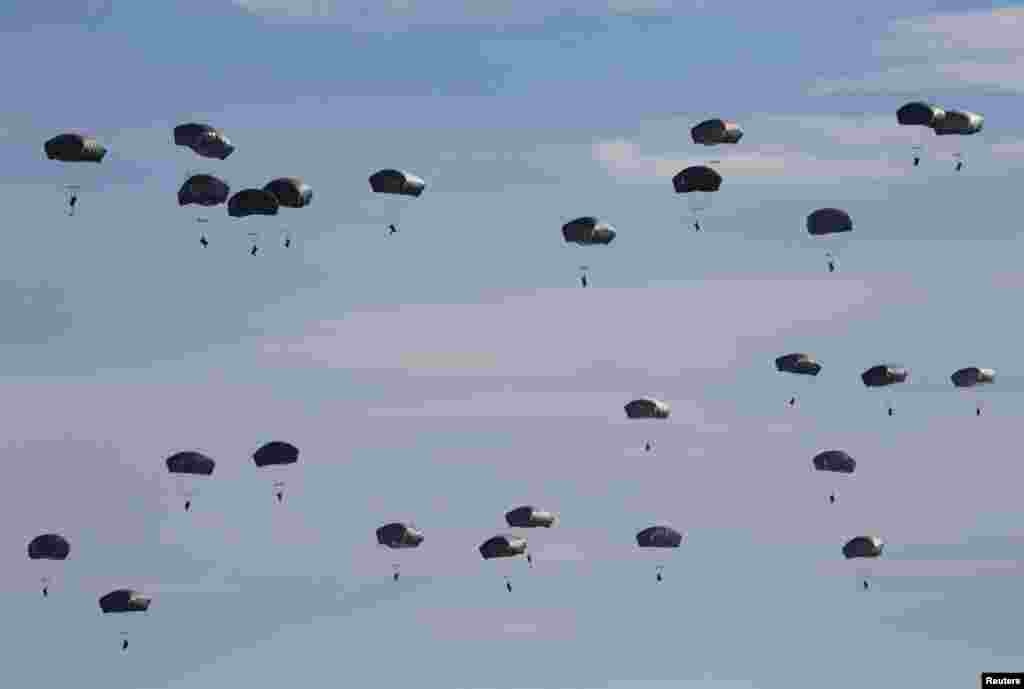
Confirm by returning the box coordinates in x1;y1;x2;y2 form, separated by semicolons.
810;7;1024;95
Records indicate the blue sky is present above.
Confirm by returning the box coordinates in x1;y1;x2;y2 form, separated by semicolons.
4;2;1024;687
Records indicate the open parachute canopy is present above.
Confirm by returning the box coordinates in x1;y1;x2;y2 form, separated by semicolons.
813;450;856;474
253;441;299;467
843;536;883;559
376;522;424;549
933;109;984;136
174;123;235;160
369;169;425;197
165;451;216;476
624;398;671;419
505;505;556;528
99;589;151;613
690;118;743;146
562;216;616;245
28;533;70;561
861;365;909;388
775;353;822;376
264;177;313;209
951;367;995;388
228;189;279;218
178;174;230;207
636;525;683;548
806;208;852;236
479;534;528;559
897;102;946;128
672;165;722;194
45;133;106;163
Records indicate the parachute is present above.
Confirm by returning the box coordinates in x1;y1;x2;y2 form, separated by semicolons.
166;451;215;512
263;177;313;248
672;165;722;230
44;133;106;214
636;525;683;582
951;367;995;416
562;217;615;286
28;533;70;598
624;398;671;419
843;536;883;591
173;123;235;160
775;353;821;406
99;589;151;651
228;190;280;254
861;365;909;416
505;506;556;528
690;119;743;146
897;102;945;167
933;109;983;170
368;169;425;235
813;450;855;504
253;441;298;503
376;522;424;581
480;534;528;592
179;175;230;246
806;208;852;273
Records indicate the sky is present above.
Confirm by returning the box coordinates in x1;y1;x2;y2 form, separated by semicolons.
3;1;1024;687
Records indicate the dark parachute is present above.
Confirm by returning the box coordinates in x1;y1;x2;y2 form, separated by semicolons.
264;177;313;209
636;525;683;548
690;118;743;146
369;169;426;197
44;133;106;215
228;189;279;218
636;525;683;582
843;536;884;559
807;208;852;273
624;398;670;419
562;217;616;246
166;451;215;512
44;133;107;163
480;535;528;592
178;175;230;207
862;365;908;416
28;534;70;560
933;109;983;170
673;165;722;231
173;123;235;160
775;353;821;407
263;178;312;248
897;102;945;167
952;367;995;416
99;589;151;650
813;450;856;474
505;505;556;528
377;522;424;580
253;441;298;503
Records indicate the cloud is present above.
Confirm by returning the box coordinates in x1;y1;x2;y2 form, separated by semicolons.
809;7;1024;96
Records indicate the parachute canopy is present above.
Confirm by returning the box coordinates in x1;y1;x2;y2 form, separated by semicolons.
173;123;235;160
369;169;425;197
479;535;528;559
376;522;424;549
253;441;299;467
897;102;946;128
28;534;70;561
562;217;616;246
99;589;151;613
624;398;671;419
178;174;230;207
813;450;856;474
636;525;683;548
505;505;556;528
691;119;743;146
228;189;279;218
165;451;216;476
264;178;313;209
775;353;822;376
933;109;983;136
951;367;995;388
672;166;722;194
44;133;106;163
842;536;883;560
807;208;852;236
861;365;909;388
